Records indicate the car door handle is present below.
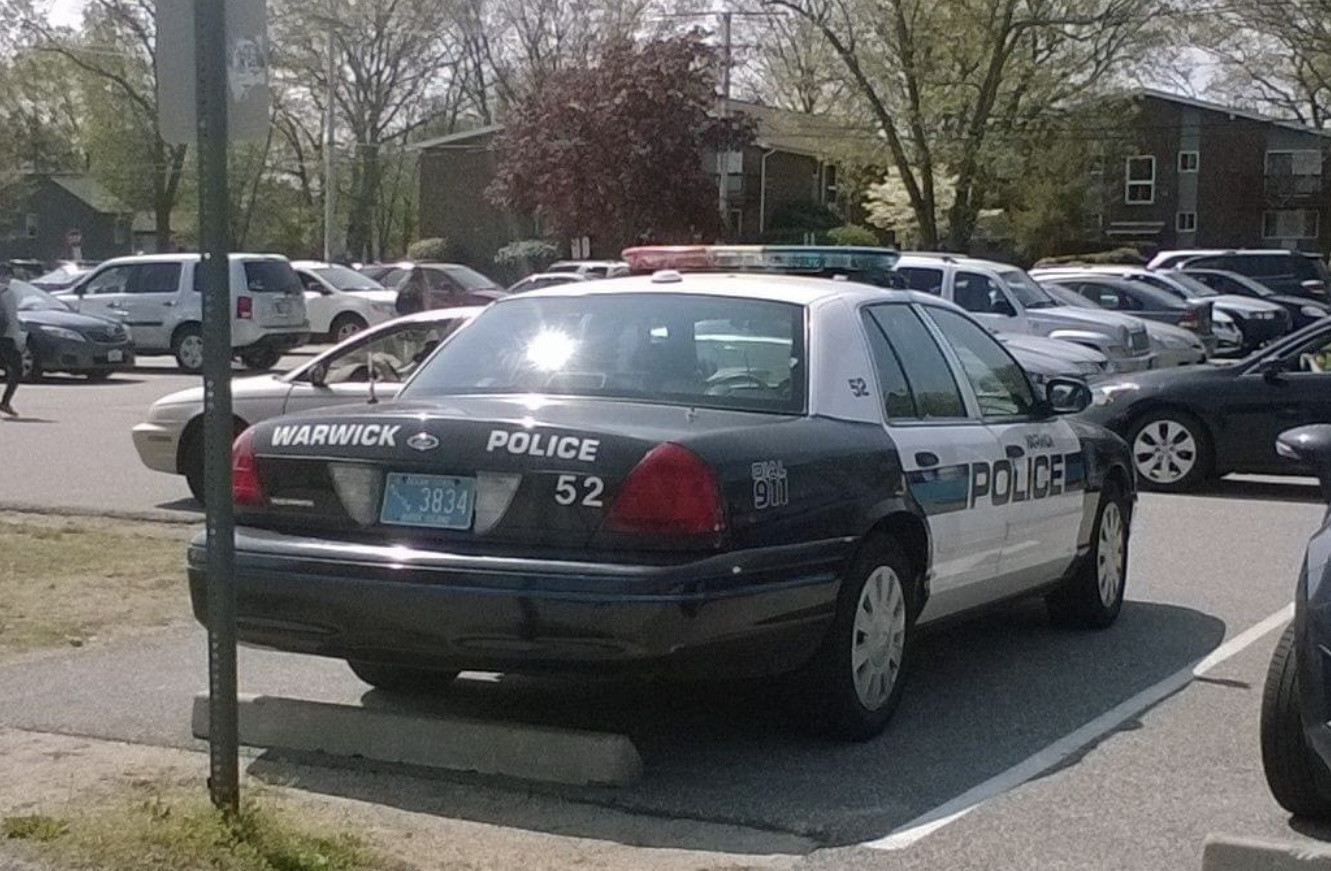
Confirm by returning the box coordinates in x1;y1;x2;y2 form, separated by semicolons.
1277;406;1302;419
1006;445;1026;459
914;451;940;468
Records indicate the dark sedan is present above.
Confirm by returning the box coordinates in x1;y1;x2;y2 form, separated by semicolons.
1079;315;1331;491
14;281;135;380
1041;275;1215;352
1184;268;1331;331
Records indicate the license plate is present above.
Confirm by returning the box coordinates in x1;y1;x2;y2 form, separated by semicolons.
380;473;475;530
107;350;123;362
273;299;292;316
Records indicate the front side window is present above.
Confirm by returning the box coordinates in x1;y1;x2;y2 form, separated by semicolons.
865;305;966;419
84;265;134;295
925;307;1037;420
953;272;1014;315
403;294;807;415
1126;156;1156;204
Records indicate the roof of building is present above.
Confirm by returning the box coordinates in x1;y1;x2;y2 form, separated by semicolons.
47;175;134;215
1135;88;1331;140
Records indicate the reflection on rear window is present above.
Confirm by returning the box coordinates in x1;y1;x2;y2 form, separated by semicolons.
403;293;807;414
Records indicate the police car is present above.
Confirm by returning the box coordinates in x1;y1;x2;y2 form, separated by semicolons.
191;268;1136;740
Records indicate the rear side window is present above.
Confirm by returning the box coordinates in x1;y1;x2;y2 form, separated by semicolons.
243;261;301;293
443;266;500;292
896;267;944;294
404;293;807;415
861;310;917;419
865;305;966;419
132;263;181;294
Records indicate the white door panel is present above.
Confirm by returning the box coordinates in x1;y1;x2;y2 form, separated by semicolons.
987;419;1083;582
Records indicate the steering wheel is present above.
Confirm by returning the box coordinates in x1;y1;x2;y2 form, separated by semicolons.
705;372;769;395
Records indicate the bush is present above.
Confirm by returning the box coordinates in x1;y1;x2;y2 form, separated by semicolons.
768;201;841;233
406;237;455;261
826;224;880;247
1034;247;1148;268
495;239;559;271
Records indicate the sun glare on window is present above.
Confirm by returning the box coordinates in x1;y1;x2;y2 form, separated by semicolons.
525;330;578;371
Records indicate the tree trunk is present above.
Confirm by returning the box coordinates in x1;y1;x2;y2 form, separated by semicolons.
347;141;380;262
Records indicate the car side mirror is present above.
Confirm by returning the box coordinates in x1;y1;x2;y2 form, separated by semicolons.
1258;356;1287;382
1044;377;1093;415
307;362;328;387
1277;425;1331;502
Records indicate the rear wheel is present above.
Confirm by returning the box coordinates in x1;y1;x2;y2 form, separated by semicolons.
19;347;41;382
797;534;915;741
329;313;367;344
182;417;247;504
347;660;460;694
1048;481;1130;629
85;371;113;382
1129;411;1212;492
240;348;282;371
172;325;204;374
1261;625;1331;818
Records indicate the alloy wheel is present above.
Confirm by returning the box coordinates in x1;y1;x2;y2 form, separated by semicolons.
1133;419;1197;484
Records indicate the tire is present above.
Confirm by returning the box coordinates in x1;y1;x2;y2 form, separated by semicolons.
347;660;460;694
1047;480;1130;629
329;313;368;344
84;371;113;382
182;417;246;504
241;348;282;371
1128;410;1213;492
172;325;204;374
796;534;916;741
19;347;41;382
1261;625;1331;818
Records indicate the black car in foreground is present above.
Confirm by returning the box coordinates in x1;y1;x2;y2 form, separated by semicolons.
14;281;135;380
1079;315;1331;491
1262;425;1331;818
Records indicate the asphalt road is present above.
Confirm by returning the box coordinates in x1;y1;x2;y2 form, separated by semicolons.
4;364;1331;867
0;349;321;517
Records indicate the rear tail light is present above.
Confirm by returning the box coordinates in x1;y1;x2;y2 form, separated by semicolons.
1180;307;1200;329
605;443;724;535
237;295;253;319
232;426;265;506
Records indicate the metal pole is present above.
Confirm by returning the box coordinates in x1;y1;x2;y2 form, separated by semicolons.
717;10;732;230
194;0;239;815
323;24;336;263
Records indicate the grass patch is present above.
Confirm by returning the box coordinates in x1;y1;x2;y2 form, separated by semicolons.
7;793;402;871
0;520;189;657
3;814;69;842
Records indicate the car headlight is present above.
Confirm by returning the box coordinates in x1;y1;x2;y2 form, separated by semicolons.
372;302;397;315
40;325;86;342
1092;382;1140;406
1303;305;1327;319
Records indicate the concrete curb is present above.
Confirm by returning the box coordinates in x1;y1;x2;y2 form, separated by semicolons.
192;692;644;786
1203;835;1331;870
0;502;201;526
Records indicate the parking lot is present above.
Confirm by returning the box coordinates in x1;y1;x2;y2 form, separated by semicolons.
3;357;1331;869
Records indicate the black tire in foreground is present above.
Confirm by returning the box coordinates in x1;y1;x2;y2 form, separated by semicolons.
1261;625;1331;818
347;660;461;694
798;533;917;741
1047;480;1130;629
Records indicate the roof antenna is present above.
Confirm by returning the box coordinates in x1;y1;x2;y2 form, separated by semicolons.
367;344;379;405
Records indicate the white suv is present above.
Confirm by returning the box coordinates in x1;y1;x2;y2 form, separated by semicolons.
60;254;310;373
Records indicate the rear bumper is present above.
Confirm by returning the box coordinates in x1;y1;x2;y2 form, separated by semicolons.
131;421;184;474
187;529;849;678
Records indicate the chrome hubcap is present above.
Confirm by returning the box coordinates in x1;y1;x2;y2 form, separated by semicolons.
179;335;204;370
852;566;907;710
336;320;363;342
1097;502;1126;608
1133;419;1197;483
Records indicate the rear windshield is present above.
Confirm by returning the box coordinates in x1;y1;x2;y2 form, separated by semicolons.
403;293;807;414
243;260;301;293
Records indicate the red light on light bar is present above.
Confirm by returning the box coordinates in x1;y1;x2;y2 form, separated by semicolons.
622;247;715;273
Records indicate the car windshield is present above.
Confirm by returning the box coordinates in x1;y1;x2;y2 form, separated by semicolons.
313;265;384;292
1161;271;1219;298
1041;283;1101;309
1000;270;1056;308
12;281;71;312
403;293;807;414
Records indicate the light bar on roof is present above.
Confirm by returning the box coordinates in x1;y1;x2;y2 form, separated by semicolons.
621;245;900;276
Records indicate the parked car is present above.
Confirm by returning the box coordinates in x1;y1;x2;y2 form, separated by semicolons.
56;254;310;373
193;273;1134;740
895;253;1155;372
373;261;506;306
1261;424;1331;818
508;273;590;294
1183;268;1331;331
132;307;481;501
1041;283;1208;367
290;261;398;343
30;261;98;292
1148;249;1331;300
11;280;134;381
1033;265;1288;356
997;331;1111;384
1079;316;1331;491
547;260;630;278
1033;273;1215;352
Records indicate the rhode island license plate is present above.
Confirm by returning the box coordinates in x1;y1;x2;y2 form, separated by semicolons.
107;350;123;362
380;473;475;529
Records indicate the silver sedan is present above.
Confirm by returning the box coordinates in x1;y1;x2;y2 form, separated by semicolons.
131;307;480;502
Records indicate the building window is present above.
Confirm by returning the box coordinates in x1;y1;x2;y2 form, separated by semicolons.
24;214;37;238
1263;208;1320;240
729;209;743;236
1177;212;1197;232
1266;150;1323;196
1178;151;1199;173
823;164;839;207
1125;156;1156;205
115;217;129;245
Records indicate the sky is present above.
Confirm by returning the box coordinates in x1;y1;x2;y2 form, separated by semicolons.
47;0;84;28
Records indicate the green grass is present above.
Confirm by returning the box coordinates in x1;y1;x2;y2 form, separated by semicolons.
5;793;402;871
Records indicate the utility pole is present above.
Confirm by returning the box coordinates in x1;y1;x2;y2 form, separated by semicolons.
717;9;733;231
323;24;337;263
193;0;238;816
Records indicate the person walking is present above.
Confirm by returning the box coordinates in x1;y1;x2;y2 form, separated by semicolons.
0;264;24;417
395;266;430;316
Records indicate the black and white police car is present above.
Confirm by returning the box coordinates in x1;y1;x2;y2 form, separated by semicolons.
192;268;1137;740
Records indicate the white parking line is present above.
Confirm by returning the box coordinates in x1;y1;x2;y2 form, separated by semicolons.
863;604;1295;852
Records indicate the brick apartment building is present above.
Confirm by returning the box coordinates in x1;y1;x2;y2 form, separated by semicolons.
1099;90;1331;254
